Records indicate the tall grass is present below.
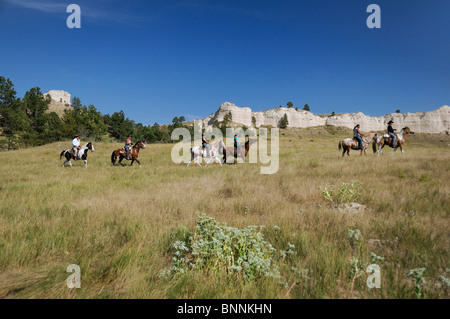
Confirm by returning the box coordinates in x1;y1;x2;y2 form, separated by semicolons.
0;130;449;298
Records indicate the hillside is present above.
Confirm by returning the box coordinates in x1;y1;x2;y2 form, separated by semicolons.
201;103;450;134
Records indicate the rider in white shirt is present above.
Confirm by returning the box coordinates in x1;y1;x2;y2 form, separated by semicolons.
72;135;81;159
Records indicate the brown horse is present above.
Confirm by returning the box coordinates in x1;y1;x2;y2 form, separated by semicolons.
222;138;257;164
372;127;414;155
111;140;146;167
338;133;378;157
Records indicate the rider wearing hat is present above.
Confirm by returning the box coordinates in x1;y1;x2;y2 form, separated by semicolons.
72;134;81;160
387;120;396;147
125;134;133;160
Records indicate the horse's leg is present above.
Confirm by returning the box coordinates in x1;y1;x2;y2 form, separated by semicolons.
196;155;201;166
205;156;213;167
187;153;194;167
136;159;141;168
239;151;245;163
215;156;222;166
84;160;87;167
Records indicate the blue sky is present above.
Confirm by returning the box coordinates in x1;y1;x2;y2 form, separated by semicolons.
0;0;449;125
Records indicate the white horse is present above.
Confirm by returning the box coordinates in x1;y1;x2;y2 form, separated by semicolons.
187;140;225;167
60;142;95;167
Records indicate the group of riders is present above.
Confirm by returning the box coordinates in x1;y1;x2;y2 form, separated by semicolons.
353;120;397;150
71;133;239;161
69;120;399;160
201;133;240;157
71;134;134;160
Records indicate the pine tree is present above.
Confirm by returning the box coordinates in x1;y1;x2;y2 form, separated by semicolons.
279;113;289;129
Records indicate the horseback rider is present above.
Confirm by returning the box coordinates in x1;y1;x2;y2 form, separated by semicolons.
353;124;367;150
387;120;397;147
72;134;81;160
202;133;210;157
125;134;133;160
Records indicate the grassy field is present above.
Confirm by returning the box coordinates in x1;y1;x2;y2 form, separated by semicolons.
0;127;449;299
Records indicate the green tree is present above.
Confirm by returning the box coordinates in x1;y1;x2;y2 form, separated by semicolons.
43;112;64;142
0;76;27;150
21;87;52;145
64;104;107;140
286;101;293;108
171;116;186;128
396;109;401;113
223;111;232;124
331;111;336;116
303;104;310;111
279;113;289;129
71;97;82;108
22;87;51;134
107;110;135;140
61;110;77;138
252;116;256;127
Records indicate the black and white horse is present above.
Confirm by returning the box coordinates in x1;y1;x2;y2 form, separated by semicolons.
60;142;95;167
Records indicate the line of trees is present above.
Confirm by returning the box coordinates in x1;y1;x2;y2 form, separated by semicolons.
283;102;310;111
0;76;188;150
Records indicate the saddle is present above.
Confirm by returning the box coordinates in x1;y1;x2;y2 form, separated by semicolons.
384;134;396;147
70;149;79;160
120;148;132;159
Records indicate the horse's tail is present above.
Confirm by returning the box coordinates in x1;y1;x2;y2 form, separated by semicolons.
111;150;116;164
372;139;377;153
60;150;66;160
338;141;342;151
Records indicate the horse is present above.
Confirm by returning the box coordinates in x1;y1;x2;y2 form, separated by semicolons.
222;138;257;164
372;127;414;155
111;140;146;167
60;142;95;167
338;133;378;157
187;140;225;167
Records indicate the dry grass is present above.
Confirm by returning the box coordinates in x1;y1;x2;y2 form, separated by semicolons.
0;129;449;299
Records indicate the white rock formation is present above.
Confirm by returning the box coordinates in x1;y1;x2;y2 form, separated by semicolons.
202;103;450;134
44;90;71;105
43;90;72;117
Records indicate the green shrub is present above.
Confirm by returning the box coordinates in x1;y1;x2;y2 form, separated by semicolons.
161;213;281;281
